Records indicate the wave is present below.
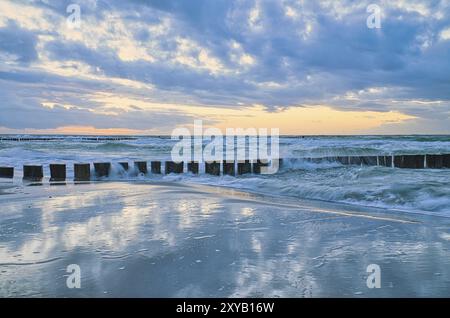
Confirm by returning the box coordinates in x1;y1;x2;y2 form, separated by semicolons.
168;164;450;215
1;135;450;216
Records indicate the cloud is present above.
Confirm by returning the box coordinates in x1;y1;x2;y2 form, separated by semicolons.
0;0;449;133
0;21;38;64
440;27;450;41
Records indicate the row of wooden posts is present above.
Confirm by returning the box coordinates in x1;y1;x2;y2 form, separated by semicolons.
0;160;265;181
0;154;449;181
315;154;450;169
0;137;137;141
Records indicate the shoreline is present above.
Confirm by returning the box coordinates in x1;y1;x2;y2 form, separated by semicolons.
2;177;448;220
0;181;450;297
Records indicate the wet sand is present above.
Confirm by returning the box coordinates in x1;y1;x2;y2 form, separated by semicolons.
0;181;450;297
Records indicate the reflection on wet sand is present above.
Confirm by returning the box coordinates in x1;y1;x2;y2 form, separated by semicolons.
0;181;449;297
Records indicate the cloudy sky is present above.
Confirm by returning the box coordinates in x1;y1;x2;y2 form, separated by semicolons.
0;0;449;135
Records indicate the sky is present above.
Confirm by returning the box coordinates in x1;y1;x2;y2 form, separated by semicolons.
0;0;449;135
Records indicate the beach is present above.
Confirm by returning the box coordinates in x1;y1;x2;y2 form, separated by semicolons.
1;0;450;304
1;181;450;297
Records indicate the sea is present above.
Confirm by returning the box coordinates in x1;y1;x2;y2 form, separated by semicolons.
1;134;449;216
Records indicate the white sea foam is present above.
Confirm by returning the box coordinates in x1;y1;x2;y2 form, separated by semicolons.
1;135;449;214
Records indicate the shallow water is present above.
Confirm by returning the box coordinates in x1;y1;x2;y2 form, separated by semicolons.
0;182;449;297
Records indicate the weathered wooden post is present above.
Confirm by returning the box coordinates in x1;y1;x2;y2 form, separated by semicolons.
378;156;393;167
443;154;450;168
0;167;14;179
361;156;377;166
151;161;161;174
165;161;183;174
336;156;349;165
74;163;90;181
393;155;402;168
237;160;252;175
223;161;235;176
406;155;425;168
94;162;111;178
188;161;199;174
23;165;43;181
349;156;362;165
425;155;443;169
134;161;148;174
50;164;66;181
205;161;220;176
253;159;269;174
394;155;424;169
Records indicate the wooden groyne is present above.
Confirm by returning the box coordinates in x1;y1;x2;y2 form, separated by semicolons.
0;154;449;181
0;137;137;141
304;154;450;169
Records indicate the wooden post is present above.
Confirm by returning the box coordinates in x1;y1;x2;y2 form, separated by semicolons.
394;155;424;169
74;163;90;181
443;154;450;168
425;155;443;169
0;167;14;179
237;160;251;175
188;161;199;174
94;162;111;178
253;159;269;174
151;161;161;174
349;156;362;165
134;161;148;174
336;157;349;165
23;165;43;181
223;161;235;176
165;161;183;174
378;155;393;167
205;161;220;176
50;164;66;181
361;156;377;166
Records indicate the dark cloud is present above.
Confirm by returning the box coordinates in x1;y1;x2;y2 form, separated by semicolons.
0;0;449;132
0;79;195;131
0;21;38;63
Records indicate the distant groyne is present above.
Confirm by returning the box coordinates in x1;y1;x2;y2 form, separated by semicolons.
0;137;137;141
